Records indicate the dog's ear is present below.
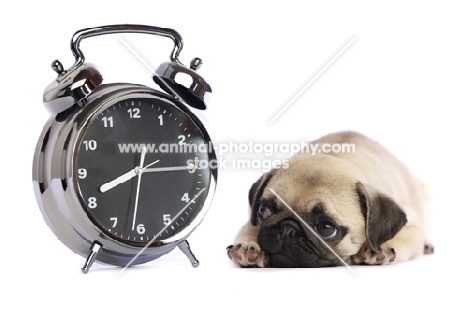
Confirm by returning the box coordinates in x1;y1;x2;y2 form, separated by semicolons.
249;170;276;226
356;182;407;252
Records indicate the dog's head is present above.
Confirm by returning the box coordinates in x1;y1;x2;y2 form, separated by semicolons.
249;154;407;268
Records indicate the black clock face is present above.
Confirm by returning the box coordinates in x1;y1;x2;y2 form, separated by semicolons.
75;96;213;245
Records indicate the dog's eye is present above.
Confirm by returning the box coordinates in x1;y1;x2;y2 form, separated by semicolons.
257;204;273;221
316;221;337;238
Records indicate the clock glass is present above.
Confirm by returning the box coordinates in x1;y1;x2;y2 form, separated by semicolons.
74;96;212;245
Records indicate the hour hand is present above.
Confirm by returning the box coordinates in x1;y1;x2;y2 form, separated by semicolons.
100;169;137;193
99;158;160;193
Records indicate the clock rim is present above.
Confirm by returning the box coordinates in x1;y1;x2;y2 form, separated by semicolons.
72;86;217;247
33;83;217;266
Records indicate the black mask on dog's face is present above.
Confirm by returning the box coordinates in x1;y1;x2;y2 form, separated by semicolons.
249;171;348;267
255;200;348;268
248;169;407;268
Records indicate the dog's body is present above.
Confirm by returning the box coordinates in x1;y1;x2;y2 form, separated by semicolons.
227;131;433;267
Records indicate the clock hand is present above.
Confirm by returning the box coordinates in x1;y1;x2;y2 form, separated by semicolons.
99;159;160;193
143;163;195;173
142;159;161;169
131;146;147;231
100;169;137;193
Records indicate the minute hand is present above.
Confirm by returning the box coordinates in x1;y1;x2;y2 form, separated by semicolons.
144;164;194;173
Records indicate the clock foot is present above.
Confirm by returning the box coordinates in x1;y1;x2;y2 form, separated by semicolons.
178;240;199;268
81;241;102;274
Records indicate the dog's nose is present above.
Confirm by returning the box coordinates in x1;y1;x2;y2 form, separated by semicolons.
279;225;297;238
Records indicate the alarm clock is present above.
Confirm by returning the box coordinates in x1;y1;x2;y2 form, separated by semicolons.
32;24;217;273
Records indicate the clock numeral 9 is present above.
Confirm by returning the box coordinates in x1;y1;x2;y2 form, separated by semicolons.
128;108;141;118
78;168;87;179
88;197;97;209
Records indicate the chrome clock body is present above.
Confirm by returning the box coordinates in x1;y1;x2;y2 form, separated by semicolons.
32;25;216;273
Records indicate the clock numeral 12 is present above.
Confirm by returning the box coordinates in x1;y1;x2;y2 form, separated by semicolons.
128;108;141;118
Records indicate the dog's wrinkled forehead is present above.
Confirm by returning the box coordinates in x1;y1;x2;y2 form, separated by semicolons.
257;156;363;223
248;153;367;228
264;167;345;211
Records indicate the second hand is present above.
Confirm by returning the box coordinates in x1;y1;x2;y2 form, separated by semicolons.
131;146;147;232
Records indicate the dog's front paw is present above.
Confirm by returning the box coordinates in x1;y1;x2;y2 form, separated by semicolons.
424;242;435;254
227;241;268;268
350;244;396;265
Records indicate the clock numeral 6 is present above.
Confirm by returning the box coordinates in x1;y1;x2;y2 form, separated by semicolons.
137;224;145;234
88;197;97;209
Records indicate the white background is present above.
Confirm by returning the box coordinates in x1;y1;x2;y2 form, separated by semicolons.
2;1;467;309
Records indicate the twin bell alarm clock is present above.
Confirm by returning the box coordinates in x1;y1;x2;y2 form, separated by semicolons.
32;24;217;273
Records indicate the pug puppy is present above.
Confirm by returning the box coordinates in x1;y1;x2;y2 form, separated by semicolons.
227;131;434;267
